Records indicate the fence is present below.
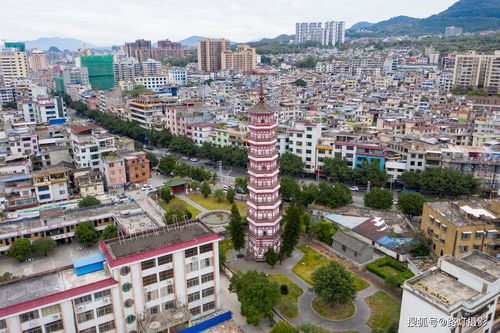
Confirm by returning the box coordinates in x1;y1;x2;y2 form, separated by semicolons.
177;311;232;333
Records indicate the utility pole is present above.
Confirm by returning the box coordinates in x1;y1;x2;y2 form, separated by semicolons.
218;160;223;184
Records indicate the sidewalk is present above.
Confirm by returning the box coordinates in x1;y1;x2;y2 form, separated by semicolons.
177;194;209;215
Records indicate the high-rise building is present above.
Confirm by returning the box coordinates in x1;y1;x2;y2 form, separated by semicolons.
141;59;163;77
444;26;462;38
221;45;256;72
197;38;231;72
295;21;345;46
62;67;90;87
453;51;500;95
246;87;282;261
124;39;152;62
153;39;187;61
113;57;142;82
77;55;115;90
28;50;49;71
0;49;29;87
4;42;26;52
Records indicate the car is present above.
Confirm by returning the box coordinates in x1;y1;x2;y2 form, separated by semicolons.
141;184;153;191
181;156;189;160
190;158;199;162
235;188;245;194
145;146;154;151
348;186;360;191
162;151;171;156
222;185;229;191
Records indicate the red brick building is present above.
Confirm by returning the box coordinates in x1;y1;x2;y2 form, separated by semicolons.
122;151;151;185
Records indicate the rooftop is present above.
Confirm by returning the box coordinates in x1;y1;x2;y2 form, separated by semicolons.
426;200;498;227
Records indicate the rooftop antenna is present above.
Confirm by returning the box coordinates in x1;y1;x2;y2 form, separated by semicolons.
259;76;265;104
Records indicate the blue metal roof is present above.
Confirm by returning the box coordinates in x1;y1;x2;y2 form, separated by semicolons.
377;235;411;248
0;174;31;183
73;252;105;268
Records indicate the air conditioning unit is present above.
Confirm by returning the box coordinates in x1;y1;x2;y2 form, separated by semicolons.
52;313;61;320
77;305;85;312
103;297;111;304
191;256;198;262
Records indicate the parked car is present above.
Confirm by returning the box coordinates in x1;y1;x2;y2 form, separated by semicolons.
235;188;245;194
222;185;229;191
190;158;199;162
162;151;171;156
145;146;154;151
141;184;153;191
181;156;189;160
348;186;360;191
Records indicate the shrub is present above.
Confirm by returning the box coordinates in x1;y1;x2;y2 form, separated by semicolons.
280;284;289;295
366;257;414;286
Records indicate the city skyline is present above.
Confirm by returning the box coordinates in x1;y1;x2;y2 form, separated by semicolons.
2;0;458;45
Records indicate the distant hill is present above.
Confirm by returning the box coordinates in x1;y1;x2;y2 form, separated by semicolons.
354;0;500;35
252;34;294;43
350;21;375;31
22;37;92;51
177;36;207;47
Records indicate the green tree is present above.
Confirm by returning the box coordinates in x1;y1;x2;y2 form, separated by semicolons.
75;221;99;246
398;192;426;220
229;271;280;326
160;186;174;203
321;157;353;182
134;140;144;151
315;182;351;209
235;177;248;193
280;205;303;262
312;261;356;305
229;204;245;253
169;135;198;155
364;188;393;210
295;56;318;68
158;155;177;174
293;79;307;87
405;230;431;257
226;187;236;203
279;152;305;176
78;196;101;208
123;85;151;98
201;181;211;198
401;170;422;189
7;238;32;261
313;220;337;244
190;180;201;193
265;247;278;268
0;272;16;282
102;224;118;240
145;152;158;169
354;162;388;187
270;321;295;333
32;237;56;256
280;177;301;202
214;189;225;202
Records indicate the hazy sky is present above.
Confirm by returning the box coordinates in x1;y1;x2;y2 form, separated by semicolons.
2;0;458;45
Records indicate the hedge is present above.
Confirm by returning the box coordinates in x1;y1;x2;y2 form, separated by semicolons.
366;257;414;286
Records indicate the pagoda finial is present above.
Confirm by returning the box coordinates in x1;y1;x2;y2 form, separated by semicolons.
259;76;265;104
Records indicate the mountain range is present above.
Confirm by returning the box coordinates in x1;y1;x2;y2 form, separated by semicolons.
350;0;500;35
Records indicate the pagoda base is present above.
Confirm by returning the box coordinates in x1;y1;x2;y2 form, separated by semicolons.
247;234;281;262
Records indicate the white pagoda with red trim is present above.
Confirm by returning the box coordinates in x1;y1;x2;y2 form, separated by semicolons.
246;85;282;261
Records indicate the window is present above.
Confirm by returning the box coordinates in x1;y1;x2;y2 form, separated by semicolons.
96;304;113;317
461;232;471;240
341;245;347;252
23;327;42;333
203;301;215;312
79;328;97;333
306;134;312;139
45;319;64;333
201;273;214;283
476;231;484;239
186;261;199;273
145;289;159;302
41;304;61;316
200;243;212;254
126;315;136;324
202;287;214;297
120;266;130;275
163;300;175;311
0;320;5;329
159;269;174;281
188;292;200;302
149;305;159;315
122;283;132;292
74;294;92;306
158;254;172;265
473;244;481;250
354;251;358;257
142;274;158;286
459;245;469;252
98;321;115;332
94;289;110;300
141;259;156;270
77;310;94;323
187;277;200;288
190;306;201;316
185;247;198;258
200;257;213;269
20;310;40;322
160;285;174;296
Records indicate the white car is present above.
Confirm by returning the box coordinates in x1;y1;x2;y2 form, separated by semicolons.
190;158;199;162
348;186;359;191
141;184;153;191
222;185;229;191
181;156;189;160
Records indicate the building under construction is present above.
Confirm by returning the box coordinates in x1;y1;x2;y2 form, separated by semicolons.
78;55;115;90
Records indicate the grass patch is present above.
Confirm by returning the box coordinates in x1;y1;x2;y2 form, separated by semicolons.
293;246;370;291
188;193;246;216
159;198;201;217
296;323;358;333
219;239;233;253
268;274;304;318
312;296;355;320
365;291;401;330
366;257;414;286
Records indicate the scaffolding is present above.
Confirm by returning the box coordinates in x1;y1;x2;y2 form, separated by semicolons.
80;55;115;90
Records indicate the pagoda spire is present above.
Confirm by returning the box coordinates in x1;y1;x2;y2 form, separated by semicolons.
259;77;265;104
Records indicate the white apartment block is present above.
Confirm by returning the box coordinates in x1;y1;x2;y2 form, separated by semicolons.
286;121;323;173
62;67;90;87
186;123;214;145
113;58;141;82
0;50;29;87
21;97;65;124
295;21;345;46
70;125;117;171
399;251;499;333
0;221;222;333
134;76;169;92
168;70;187;86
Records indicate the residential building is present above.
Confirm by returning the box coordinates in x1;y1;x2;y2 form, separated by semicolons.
28;50;49;71
9;132;39;156
197;38;231;72
113;57;142;82
420;200;499;257
453;51;500;95
124;39;153;62
246;93;282;261
0;49;29;86
141;58;162;77
21;96;66;123
0;87;14;105
122;151;151;186
0;174;37;211
221;45;257;72
186;123;214;145
73;168;105;197
62;67;90;87
154;39;187;61
77;55;115;90
134;76;169;92
286;121;323;173
70;125;116;171
0;220;222;332
32;164;72;204
295;21;345;46
399;251;499;333
102;153;127;193
168;69;187;86
444;26;462;38
128;93;164;129
331;231;373;265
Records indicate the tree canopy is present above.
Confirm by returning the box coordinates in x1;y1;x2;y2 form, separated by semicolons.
364;188;393;210
280;205;303;262
321;157;353;182
229;203;245;253
32;237;56;256
312;261;356;305
279;152;305;177
270;321;295;333
354;162;388;187
7;238;32;261
401;168;480;196
102;224;118;240
145;152;158;169
398;192;426;220
78;196;101;208
75;221;99;246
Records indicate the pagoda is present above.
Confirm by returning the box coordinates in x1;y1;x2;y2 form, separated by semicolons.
246;84;282;261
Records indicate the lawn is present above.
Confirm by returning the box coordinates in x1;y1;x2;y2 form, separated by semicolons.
159;198;201;217
312;296;355;320
219;239;233;254
268;274;304;318
293;246;370;291
296;323;358;333
188;193;247;216
365;291;401;330
366;257;414;286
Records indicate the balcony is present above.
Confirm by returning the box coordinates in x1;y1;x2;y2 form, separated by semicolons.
248;151;278;159
247;212;281;224
247;227;282;240
247;194;281;207
247;135;277;143
248;181;280;190
248;166;279;175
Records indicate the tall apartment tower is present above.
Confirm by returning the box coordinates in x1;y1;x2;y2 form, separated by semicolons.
197;39;230;72
0;47;29;87
453;51;500;95
28;50;49;71
246;86;282;261
221;45;256;72
295;21;345;46
124;39;153;62
445;26;462;38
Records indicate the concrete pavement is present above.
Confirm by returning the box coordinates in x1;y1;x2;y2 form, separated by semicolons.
177;194;209;216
